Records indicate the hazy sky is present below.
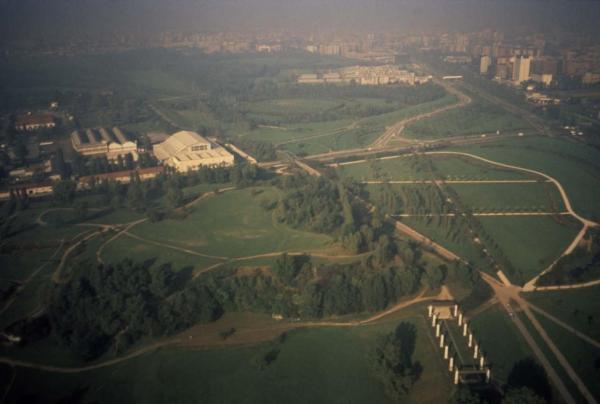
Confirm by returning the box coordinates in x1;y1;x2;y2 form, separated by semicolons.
1;0;600;41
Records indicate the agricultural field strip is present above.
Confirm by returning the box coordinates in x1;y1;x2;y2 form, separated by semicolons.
0;290;441;373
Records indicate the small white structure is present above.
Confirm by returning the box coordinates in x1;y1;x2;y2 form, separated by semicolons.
153;131;234;172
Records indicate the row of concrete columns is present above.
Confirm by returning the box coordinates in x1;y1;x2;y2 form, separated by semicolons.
428;304;491;384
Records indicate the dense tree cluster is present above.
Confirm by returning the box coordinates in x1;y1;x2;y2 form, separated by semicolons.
369;322;421;400
53;163;263;216
47;260;222;360
274;174;392;254
202;243;436;319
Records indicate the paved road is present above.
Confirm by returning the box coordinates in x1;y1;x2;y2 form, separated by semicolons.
393;212;569;218
362;179;548;184
480;272;596;404
370;78;472;149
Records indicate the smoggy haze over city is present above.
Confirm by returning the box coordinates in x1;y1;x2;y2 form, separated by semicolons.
2;0;600;41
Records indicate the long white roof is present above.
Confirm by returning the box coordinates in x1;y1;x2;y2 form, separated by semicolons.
154;131;212;161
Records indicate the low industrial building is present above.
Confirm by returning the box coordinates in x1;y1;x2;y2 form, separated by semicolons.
71;127;137;160
153;131;234;172
15;114;56;131
78;166;164;188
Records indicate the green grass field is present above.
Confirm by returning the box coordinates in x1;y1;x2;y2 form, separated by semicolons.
403;99;532;140
4;312;452;404
237;94;458;156
524;286;600;340
470;305;533;383
477;216;581;284
338;154;533;182
243;98;346;116
129;186;334;258
447;182;565;213
449;137;600;221
100;236;222;274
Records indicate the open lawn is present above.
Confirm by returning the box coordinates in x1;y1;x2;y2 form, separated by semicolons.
101;236;222;274
524;286;600;341
238;95;458;156
338;154;533;182
4;312;451;404
447;182;565;213
449;137;600;221
477;216;581;285
431;155;533;181
470;304;533;383
129;186;334;258
404;99;533;140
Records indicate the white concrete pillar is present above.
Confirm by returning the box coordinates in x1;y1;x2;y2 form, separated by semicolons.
479;355;485;368
432;313;437;327
440;333;445;348
485;368;491;383
474;343;479;359
458;313;463;326
468;332;473;348
463;322;468;336
428;305;433;318
444;344;449;359
454;304;459;317
449;356;454;372
454;368;460;385
436;323;441;337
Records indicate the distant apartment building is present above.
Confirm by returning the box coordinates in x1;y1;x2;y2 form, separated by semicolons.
480;56;492;74
297;65;429;86
15;114;56;131
71;127;137;160
582;72;600;85
443;55;472;64
512;56;531;83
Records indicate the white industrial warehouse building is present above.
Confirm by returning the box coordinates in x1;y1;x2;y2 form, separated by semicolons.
153;131;234;172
